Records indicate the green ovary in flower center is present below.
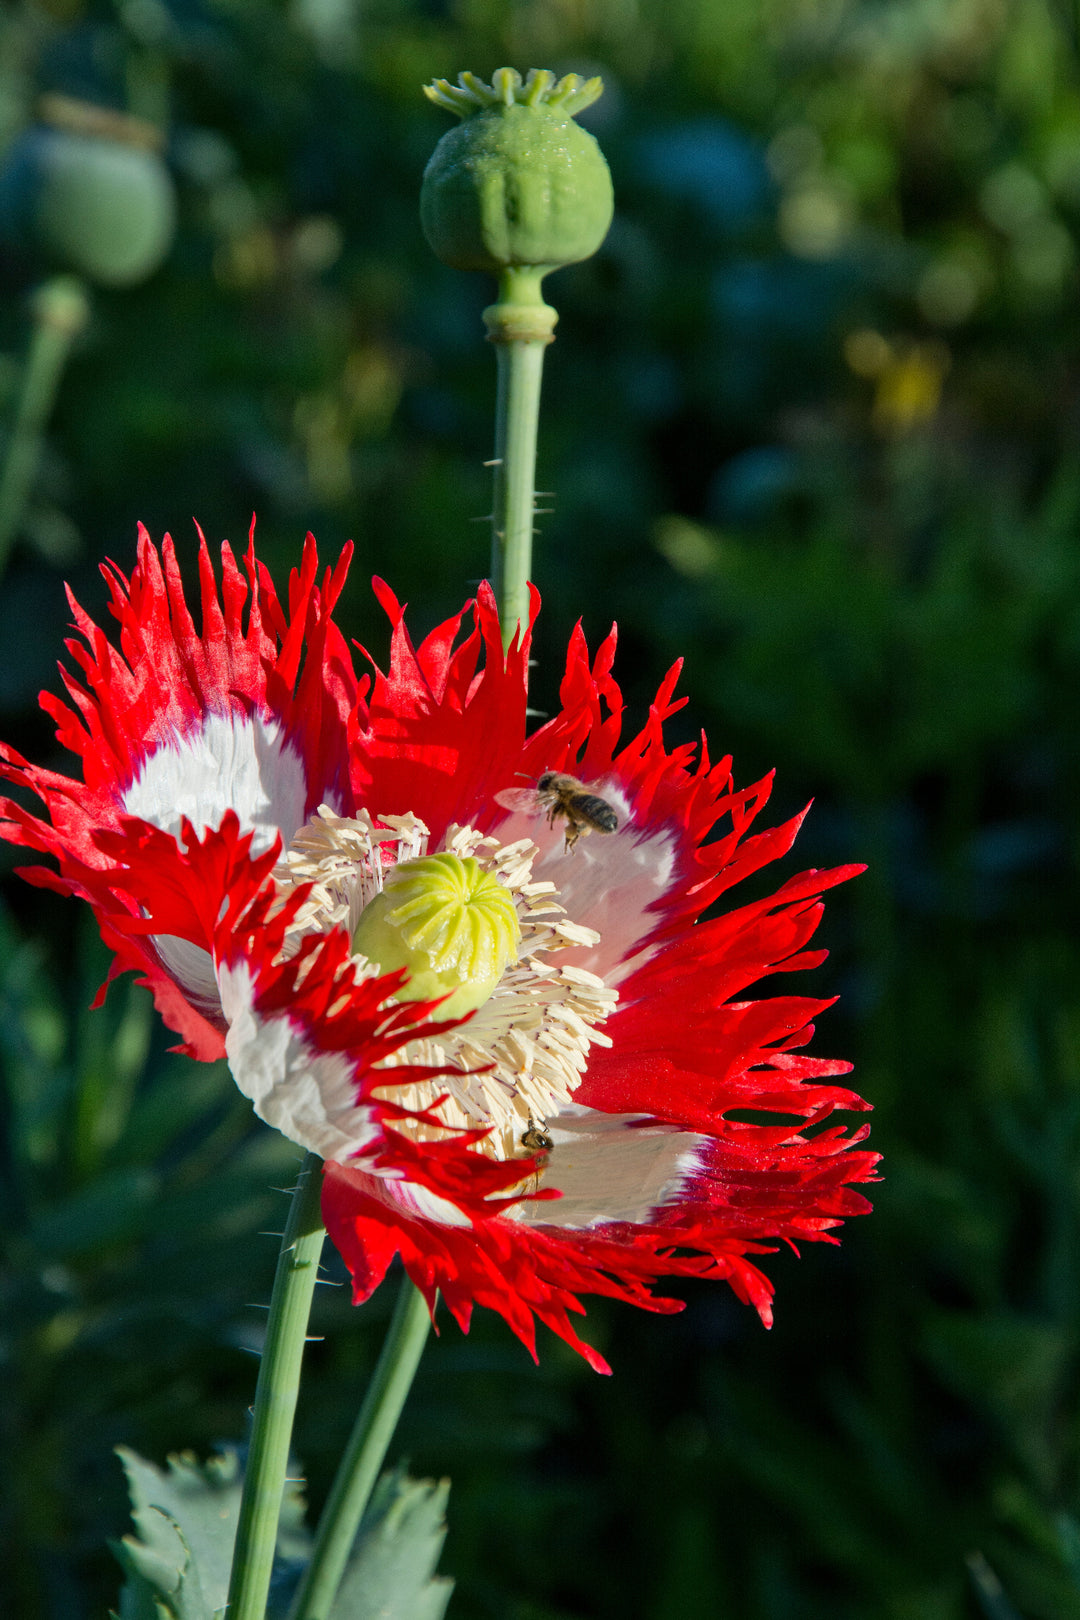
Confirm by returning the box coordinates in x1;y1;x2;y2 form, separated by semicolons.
277;808;617;1168
350;852;522;1019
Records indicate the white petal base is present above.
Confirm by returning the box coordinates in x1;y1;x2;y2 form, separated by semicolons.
220;960;381;1162
123;711;310;851
154;934;220;1018
517;1105;706;1228
495;781;677;986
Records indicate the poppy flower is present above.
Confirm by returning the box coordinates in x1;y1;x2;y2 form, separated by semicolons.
0;526;878;1372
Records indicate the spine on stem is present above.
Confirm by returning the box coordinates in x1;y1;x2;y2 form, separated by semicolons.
420;66;614;645
484;271;557;647
225;1153;326;1620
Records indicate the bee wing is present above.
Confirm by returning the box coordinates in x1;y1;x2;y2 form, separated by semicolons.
494;786;543;813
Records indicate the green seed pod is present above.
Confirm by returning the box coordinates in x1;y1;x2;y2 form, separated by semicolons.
0;97;176;288
420;67;614;277
351;852;521;1020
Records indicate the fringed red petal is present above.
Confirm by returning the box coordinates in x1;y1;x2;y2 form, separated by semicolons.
350;579;537;843
0;525;358;1051
0;536;879;1371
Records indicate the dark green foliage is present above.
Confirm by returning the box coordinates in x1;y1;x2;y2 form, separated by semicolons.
0;909;305;1616
4;2;1080;1619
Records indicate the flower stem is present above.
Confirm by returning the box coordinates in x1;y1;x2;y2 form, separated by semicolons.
484;266;558;650
226;1152;326;1620
287;1276;432;1620
0;276;89;584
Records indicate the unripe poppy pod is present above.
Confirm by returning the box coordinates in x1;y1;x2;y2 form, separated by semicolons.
420;68;614;278
0;96;175;288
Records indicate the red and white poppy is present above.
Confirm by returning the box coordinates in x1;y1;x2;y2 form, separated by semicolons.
0;526;878;1372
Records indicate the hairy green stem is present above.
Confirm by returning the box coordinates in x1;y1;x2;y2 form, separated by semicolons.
226;1153;326;1620
0;276;89;583
287;1276;432;1620
484;266;557;650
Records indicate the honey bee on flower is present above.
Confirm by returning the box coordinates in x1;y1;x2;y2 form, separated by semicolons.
0;525;877;1373
494;770;619;851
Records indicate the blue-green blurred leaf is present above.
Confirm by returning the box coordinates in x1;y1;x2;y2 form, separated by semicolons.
114;1447;243;1620
328;1468;452;1620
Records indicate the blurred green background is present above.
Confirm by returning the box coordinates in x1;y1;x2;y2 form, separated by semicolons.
3;1;1080;1616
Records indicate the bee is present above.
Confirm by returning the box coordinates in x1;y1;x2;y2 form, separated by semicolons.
495;771;619;852
517;1119;553;1197
520;1120;553;1157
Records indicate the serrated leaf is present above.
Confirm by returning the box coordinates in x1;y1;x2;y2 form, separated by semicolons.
112;1542;166;1620
329;1469;453;1620
117;1509;216;1620
114;1446;245;1620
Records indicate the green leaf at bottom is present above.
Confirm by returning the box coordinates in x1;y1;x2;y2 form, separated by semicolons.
329;1468;453;1620
113;1446;244;1620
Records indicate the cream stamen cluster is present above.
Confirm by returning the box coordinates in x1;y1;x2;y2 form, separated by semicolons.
275;807;617;1166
